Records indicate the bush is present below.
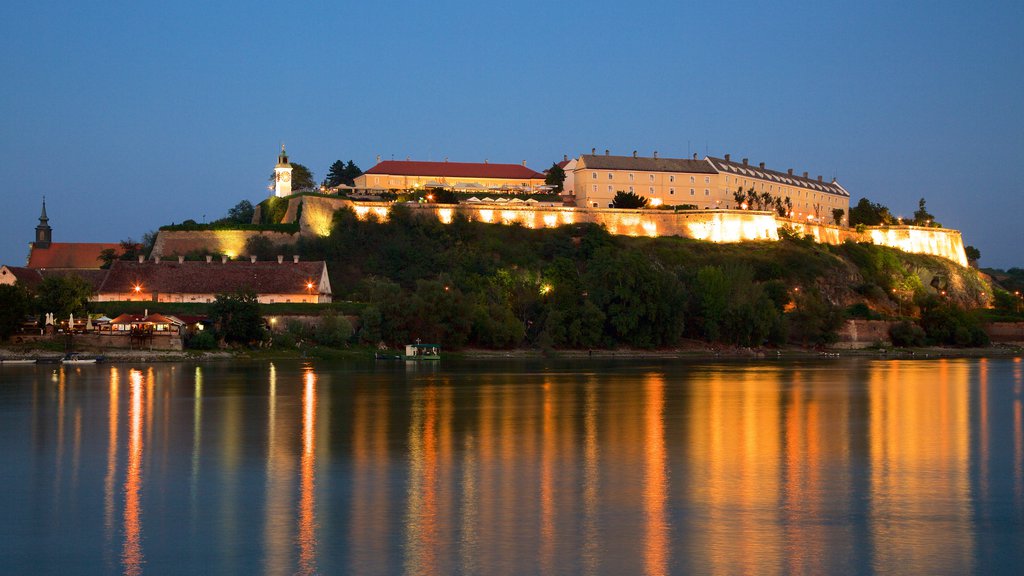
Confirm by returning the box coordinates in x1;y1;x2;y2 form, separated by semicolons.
314;310;353;347
889;321;926;347
187;330;217;350
272;331;296;349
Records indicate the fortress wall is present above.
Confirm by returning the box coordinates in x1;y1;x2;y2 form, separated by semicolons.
152;230;298;258
160;196;969;266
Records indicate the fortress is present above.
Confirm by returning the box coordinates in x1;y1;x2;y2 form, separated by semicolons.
152;193;969;267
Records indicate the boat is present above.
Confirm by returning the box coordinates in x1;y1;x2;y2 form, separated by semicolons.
61;353;98;365
0;358;37;365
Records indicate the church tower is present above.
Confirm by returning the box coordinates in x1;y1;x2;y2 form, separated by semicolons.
34;197;52;248
274;144;293;198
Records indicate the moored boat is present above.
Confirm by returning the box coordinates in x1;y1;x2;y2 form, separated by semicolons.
0;358;37;365
61;353;98;365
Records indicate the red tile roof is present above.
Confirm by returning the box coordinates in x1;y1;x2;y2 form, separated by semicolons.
27;242;122;269
364;160;544;180
1;266;107;291
98;260;329;296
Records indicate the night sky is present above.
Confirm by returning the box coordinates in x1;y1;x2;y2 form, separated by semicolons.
2;1;1021;268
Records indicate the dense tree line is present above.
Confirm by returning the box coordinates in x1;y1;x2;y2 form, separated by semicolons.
275;205;858;349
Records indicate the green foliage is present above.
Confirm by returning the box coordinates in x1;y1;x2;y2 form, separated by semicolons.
964;245;980;265
209;291;264;344
224;200;255;224
545;163;566;193
244;235;282;261
849;198;895;226
911;197;938;227
611;191;649;209
689;264;784;346
832;208;844;226
916;294;989;346
786;286;844;346
889;320;926;347
314;309;354;347
186;330;217;350
34;275;93;319
325;160;362;188
259;196;290;225
0;284;32;340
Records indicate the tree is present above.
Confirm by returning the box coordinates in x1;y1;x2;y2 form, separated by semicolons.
545;163;566;193
964;245;981;266
611;191;649;209
118;238;143;261
912;197;938;227
34;275;93;320
226;200;255;224
210;290;264;344
325;160;362;187
0;284;31;340
832;208;845;226
269;163;316;192
848;198;895;226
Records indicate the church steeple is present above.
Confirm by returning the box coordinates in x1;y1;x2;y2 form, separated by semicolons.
35;197;52;248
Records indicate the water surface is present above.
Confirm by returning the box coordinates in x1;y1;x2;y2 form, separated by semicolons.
1;357;1022;575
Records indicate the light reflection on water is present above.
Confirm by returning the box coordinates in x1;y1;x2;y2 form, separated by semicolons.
2;358;1024;575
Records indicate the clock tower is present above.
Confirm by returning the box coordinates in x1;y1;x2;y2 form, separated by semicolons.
274;144;293;198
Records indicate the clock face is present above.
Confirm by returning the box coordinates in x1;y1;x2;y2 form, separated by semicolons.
279;172;291;183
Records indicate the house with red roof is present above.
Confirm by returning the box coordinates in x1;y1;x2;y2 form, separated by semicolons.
94;257;332;304
353;158;546;193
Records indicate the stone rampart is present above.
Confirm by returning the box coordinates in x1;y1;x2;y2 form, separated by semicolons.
154;195;970;266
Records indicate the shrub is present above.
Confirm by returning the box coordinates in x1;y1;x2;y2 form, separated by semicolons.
314;310;353;347
187;330;217;350
889;320;926;347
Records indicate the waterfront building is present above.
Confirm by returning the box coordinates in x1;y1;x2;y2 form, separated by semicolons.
354;158;546;193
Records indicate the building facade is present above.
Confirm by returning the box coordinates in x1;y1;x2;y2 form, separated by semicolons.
354;159;546;193
566;151;850;224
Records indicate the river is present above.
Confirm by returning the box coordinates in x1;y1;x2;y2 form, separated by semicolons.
1;357;1022;575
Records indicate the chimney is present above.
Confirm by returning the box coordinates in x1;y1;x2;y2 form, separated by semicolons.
522;160;527;166
205;255;212;263
277;255;284;264
144;309;148;318
817;175;823;182
250;255;257;263
803;171;809;178
178;255;184;263
787;168;793;175
653;151;658;159
563;154;568;162
591;147;596;155
604;149;609;156
293;255;299;263
406;155;410;161
724;153;731;161
138;255;144;263
742;158;748;165
484;158;488;164
444;156;448;162
376;154;381;163
693;153;698;160
759;162;765;169
632;150;637;158
154;255;161;264
221;255;227;264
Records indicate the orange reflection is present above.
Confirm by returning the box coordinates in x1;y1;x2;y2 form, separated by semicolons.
404;386;440;575
540;380;555;574
122;369;144;576
104;368;119;568
582;378;600;574
643;374;668;576
264;362;295;574
350;383;393;574
869;360;973;574
298;369;318;575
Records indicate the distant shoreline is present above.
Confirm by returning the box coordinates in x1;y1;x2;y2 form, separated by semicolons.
2;344;1021;364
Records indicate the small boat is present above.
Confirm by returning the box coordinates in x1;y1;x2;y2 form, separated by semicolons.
374;351;403;360
61;353;98;365
0;358;37;365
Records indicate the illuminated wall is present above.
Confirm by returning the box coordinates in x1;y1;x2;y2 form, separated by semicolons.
152;230;297;259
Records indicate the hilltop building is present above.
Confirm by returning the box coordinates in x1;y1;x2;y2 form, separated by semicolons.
354;158;546;193
24;199;121;269
564;150;850;223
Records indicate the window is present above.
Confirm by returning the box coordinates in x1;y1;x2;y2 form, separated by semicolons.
649;174;655;182
690;176;695;183
628;173;634;181
593;202;598;207
705;189;710;196
592;185;597;192
628;186;634;193
608;203;614;208
649;187;654;194
608;173;613;180
704;176;710;184
690;188;695;196
669;175;675;183
592;172;597;179
608;185;613;192
670;188;675;195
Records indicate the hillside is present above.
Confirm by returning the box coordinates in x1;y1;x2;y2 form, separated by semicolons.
239;204;993;349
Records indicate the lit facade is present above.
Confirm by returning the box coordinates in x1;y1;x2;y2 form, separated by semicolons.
354;159;546;193
566;151;850;224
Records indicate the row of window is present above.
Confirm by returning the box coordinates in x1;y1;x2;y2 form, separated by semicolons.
591;172;710;184
591;185;710;196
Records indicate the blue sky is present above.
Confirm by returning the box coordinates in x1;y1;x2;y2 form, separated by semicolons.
2;1;1022;268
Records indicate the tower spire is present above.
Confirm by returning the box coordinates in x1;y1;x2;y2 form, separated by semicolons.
35;196;52;248
39;196;48;223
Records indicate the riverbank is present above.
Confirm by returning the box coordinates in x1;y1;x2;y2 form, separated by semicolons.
2;342;1021;364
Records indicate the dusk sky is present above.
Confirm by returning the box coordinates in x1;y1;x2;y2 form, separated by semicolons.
2;1;1021;268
